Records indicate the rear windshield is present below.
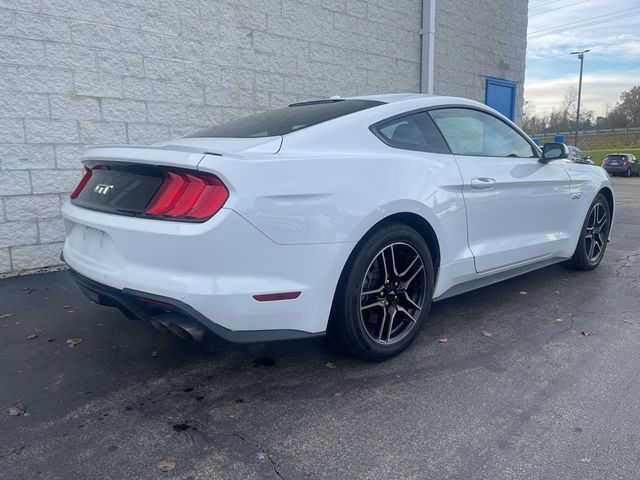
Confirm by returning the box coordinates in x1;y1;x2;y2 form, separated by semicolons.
186;99;384;138
606;155;626;160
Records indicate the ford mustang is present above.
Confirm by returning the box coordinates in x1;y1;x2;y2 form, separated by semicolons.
62;94;613;361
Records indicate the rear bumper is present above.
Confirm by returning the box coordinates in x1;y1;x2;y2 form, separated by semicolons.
61;200;354;338
67;268;321;343
603;166;629;174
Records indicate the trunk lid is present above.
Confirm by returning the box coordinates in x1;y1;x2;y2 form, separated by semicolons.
71;135;281;220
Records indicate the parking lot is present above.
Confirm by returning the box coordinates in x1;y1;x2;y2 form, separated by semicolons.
1;176;639;480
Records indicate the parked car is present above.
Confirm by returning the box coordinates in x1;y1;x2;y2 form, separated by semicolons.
62;94;614;361
601;153;640;177
567;145;594;164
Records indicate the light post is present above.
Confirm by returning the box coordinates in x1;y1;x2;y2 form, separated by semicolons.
570;49;590;146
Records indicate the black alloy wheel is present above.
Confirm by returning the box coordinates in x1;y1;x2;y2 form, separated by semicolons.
328;223;434;361
569;193;610;270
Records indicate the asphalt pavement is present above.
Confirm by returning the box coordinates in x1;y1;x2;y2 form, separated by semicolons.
1;176;639;480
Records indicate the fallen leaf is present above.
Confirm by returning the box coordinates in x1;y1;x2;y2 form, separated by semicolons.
26;333;38;340
22;287;35;294
334;391;344;398
519;291;527;295
47;337;56;343
325;361;336;369
437;337;448;344
581;330;592;337
8;403;26;416
66;338;82;348
0;313;13;319
481;331;492;337
554;291;560;295
151;351;159;358
581;457;591;464
556;318;563;322
157;460;176;472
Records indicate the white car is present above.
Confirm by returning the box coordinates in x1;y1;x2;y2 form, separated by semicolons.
62;94;613;361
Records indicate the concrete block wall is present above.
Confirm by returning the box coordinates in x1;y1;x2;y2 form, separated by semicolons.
433;0;528;124
0;0;423;274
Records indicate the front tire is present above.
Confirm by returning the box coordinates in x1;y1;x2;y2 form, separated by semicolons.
327;223;434;361
568;194;610;270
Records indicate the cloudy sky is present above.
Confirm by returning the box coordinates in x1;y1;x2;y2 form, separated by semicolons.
525;0;640;117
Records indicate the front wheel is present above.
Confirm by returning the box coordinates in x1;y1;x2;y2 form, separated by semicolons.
568;194;611;270
327;223;434;361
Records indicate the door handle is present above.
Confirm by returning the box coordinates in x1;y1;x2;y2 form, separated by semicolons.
470;177;496;190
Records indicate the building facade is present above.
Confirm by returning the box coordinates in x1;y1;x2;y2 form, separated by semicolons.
0;0;527;274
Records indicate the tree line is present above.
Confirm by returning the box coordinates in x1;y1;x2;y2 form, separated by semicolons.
523;85;640;135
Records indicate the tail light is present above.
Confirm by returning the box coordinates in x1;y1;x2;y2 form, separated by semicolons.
70;167;93;199
69;164;229;222
144;170;228;220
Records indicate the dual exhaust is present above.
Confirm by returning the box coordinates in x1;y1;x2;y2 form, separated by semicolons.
146;313;206;342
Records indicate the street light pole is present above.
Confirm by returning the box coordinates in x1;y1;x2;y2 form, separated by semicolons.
570;49;590;146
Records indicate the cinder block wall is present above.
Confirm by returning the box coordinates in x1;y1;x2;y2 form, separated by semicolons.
0;0;423;274
433;0;528;123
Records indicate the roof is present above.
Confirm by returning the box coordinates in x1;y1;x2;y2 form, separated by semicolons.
343;93;432;104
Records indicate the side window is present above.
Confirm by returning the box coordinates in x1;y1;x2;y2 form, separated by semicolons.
372;112;450;154
428;108;536;158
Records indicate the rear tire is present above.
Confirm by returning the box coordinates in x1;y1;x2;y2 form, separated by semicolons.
568;193;610;271
327;223;434;362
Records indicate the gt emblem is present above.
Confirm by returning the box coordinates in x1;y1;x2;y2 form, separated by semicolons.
94;184;114;195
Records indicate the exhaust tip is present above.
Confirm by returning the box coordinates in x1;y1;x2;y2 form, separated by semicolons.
144;313;207;342
166;321;206;342
167;322;194;342
148;317;171;335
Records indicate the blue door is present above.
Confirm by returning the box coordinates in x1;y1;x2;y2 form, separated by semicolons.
485;77;516;121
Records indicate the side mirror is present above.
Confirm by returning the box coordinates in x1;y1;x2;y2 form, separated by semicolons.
541;142;568;163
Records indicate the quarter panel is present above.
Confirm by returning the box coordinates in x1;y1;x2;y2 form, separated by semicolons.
198;149;471;265
198;146;476;302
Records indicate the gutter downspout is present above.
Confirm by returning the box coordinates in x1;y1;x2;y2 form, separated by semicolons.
420;0;436;94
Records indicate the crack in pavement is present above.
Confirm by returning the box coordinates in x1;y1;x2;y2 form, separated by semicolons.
616;253;640;278
547;315;576;342
234;433;285;480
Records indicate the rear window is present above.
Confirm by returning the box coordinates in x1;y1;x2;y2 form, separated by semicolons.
606;155;626;161
186;99;385;138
